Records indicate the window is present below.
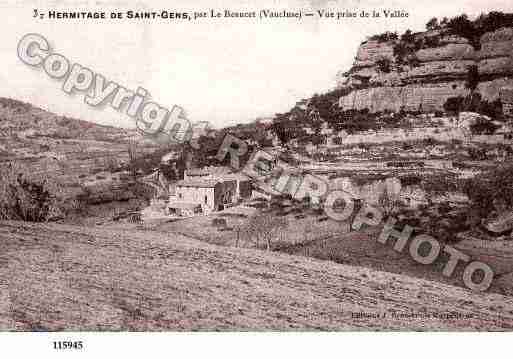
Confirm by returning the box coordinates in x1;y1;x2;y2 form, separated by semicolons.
178;193;182;199
204;195;208;204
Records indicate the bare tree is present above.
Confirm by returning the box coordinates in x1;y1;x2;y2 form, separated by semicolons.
233;224;243;248
243;213;288;251
378;189;402;219
127;140;138;179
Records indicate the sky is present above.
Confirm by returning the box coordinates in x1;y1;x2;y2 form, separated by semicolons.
1;0;512;129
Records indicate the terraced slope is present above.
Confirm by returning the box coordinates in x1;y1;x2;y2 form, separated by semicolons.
0;221;512;330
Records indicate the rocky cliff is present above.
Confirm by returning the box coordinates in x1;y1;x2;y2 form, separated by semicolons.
338;26;513;113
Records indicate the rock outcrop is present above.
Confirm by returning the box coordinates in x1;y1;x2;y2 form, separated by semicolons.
339;27;513;113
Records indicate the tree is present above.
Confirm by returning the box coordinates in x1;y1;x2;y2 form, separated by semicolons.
0;162;68;222
378;188;401;218
469;117;500;135
233;224;244;247
426;17;439;31
447;14;478;48
422;174;460;204
243;213;288;250
465;65;480;92
376;57;392;73
444;96;465;114
464;164;513;219
127;140;138;179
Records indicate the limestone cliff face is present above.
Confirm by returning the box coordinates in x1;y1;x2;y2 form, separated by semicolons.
338;27;513;113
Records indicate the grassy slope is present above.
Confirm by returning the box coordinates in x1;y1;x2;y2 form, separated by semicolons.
281;227;513;295
1;221;513;331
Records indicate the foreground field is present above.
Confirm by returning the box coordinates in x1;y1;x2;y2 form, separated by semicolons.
1;221;513;330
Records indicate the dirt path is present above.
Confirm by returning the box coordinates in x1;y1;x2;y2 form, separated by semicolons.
1;221;513;330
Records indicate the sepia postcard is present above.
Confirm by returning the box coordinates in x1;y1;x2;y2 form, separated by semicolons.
1;0;513;356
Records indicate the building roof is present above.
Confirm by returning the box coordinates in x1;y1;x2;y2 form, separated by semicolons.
168;201;202;210
161;151;180;163
185;166;252;182
176;179;220;188
186;166;232;177
218;172;252;182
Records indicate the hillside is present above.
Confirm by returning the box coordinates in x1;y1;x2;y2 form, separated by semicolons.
0;97;161;174
1;220;513;330
0;97;165;204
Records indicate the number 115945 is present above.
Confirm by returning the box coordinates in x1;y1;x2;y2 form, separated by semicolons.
53;341;83;350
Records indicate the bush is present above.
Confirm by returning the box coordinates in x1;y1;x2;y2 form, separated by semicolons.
212;218;227;227
400;29;415;43
470;118;499;135
447;14;477;47
444;96;465;114
422;174;461;200
393;42;408;64
376;57;392;73
399;174;422;186
465;65;480;91
444;95;504;120
424;35;441;48
370;31;398;42
467;147;487;160
477;100;503;120
463;164;513;218
426;17;440;31
0;163;70;222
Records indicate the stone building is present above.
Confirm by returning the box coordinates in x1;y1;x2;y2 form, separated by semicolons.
168;179;235;216
500;87;513;116
167;166;252;216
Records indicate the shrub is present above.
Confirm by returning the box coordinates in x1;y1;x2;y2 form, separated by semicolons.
243;213;288;250
376;57;392;73
393;42;408;64
467;147;487;160
408;56;421;68
463;164;513;218
447;12;513;50
370;31;398;42
0;162;70;222
465;65;480;91
444;95;504;120
212;218;227;227
444;96;465;114
399;174;422;186
400;29;415;43
470;118;499;135
477;100;503;120
426;17;440;31
423;137;438;146
447;14;479;48
424;35;441;48
378;190;401;218
422;173;461;201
